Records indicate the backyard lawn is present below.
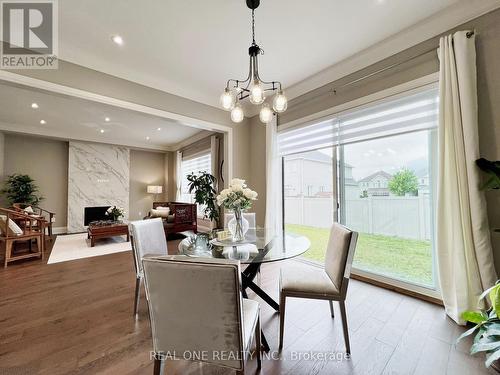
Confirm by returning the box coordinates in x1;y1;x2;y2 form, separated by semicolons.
286;224;434;286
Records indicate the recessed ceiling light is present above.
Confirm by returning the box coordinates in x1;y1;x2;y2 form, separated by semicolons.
31;103;39;109
100;129;105;134
40;120;46;124
146;136;150;141
104;117;110;122
157;127;161;131
111;35;124;46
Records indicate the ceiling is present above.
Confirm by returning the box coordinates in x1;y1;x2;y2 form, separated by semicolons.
55;0;488;111
0;81;207;151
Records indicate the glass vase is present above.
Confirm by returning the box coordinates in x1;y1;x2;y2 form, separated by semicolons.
228;209;249;242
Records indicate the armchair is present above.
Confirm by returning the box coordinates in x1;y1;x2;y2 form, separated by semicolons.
12;203;55;237
0;208;45;267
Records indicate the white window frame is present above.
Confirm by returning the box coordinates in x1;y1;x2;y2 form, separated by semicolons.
180;151;212;218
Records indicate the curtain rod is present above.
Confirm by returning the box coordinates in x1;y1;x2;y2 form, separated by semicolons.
327;30;475;94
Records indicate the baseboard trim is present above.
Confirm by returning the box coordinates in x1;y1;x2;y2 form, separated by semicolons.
350;273;443;306
52;227;67;235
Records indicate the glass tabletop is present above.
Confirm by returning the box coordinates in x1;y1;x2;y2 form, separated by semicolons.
177;229;310;264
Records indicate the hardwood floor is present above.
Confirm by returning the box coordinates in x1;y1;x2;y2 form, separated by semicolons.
0;237;494;375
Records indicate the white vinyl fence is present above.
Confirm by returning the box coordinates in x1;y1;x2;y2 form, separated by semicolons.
285;196;431;240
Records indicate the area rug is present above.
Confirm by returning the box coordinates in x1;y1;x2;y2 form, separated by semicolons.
47;233;131;264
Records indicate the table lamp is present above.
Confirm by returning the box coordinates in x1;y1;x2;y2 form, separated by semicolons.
147;185;163;201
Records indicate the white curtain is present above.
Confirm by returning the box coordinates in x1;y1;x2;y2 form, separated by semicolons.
265;116;283;236
175;150;182;201
437;31;497;324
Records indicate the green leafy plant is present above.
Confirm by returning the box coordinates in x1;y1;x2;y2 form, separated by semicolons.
187;171;220;227
388;168;419;196
1;174;43;206
458;281;500;369
105;206;125;221
476;158;500;233
476;158;500;190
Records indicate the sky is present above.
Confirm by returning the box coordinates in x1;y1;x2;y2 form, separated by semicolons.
318;131;431;180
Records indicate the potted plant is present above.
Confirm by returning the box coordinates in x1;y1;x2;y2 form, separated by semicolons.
460;159;500;371
476;158;500;233
216;178;258;242
1;174;43;206
105;206;125;222
187;171;220;229
476;158;500;191
458;281;500;371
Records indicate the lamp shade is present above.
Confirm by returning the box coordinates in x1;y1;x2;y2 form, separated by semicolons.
147;185;163;194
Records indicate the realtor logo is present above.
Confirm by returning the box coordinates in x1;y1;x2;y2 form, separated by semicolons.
1;0;58;69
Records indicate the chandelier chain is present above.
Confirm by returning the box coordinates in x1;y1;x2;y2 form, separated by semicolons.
252;9;255;44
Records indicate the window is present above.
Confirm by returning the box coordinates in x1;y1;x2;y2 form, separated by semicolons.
280;84;438;290
180;152;211;212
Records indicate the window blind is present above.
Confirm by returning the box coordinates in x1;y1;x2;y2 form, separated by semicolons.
180;152;211;203
279;86;438;156
182;137;212;161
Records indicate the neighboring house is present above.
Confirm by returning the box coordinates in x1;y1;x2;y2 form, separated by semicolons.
344;163;359;200
284;151;359;199
284;151;334;197
416;169;430;195
358;170;393;197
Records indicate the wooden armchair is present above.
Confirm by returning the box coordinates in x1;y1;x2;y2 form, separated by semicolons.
0;208;45;268
12;203;55;237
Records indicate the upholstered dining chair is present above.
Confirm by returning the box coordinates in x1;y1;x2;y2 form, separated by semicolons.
142;255;262;375
129;218;167;316
279;223;358;354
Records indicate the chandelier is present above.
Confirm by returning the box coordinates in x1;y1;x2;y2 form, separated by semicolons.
220;0;287;124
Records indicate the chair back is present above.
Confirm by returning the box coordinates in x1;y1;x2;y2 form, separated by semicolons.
142;255;245;371
324;223;358;297
129;219;167;276
224;212;256;229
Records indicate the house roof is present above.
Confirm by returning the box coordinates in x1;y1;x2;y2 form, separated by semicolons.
358;170;393;182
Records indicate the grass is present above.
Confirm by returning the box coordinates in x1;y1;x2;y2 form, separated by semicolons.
286;224;434;286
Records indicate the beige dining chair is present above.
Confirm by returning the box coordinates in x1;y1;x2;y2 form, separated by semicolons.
279;223;358;354
129;218;168;316
142;255;261;375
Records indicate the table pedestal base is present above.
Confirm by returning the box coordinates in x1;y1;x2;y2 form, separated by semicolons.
241;258;280;352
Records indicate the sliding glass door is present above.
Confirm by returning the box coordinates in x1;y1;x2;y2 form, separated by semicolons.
280;83;439;290
339;131;436;287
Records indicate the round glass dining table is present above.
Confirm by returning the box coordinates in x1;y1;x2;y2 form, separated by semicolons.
178;229;310;351
177;228;310;264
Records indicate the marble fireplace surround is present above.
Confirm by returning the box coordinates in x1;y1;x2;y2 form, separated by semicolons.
68;141;130;233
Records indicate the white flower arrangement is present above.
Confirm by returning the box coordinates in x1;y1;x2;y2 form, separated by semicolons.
105;206;125;220
216;178;258;210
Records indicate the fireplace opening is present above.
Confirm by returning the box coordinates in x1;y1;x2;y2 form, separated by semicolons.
84;206;111;226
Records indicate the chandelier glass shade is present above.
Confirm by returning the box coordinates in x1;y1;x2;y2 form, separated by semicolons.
230;103;245;123
220;0;287;124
